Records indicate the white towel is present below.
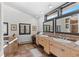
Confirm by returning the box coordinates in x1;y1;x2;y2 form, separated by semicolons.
30;48;43;57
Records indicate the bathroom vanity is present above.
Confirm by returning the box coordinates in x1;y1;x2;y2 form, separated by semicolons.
36;35;79;57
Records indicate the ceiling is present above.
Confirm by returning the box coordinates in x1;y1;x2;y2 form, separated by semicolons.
4;2;66;19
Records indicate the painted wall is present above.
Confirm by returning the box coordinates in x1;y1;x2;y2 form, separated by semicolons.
2;4;38;44
0;3;4;56
37;16;44;33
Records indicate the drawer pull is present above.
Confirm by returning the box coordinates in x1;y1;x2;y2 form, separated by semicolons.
50;44;53;46
61;49;64;51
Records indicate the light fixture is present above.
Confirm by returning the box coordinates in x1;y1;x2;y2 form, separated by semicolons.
48;4;53;9
40;11;43;15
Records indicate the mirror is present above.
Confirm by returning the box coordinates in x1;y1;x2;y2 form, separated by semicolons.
43;21;54;32
3;22;8;35
56;14;79;33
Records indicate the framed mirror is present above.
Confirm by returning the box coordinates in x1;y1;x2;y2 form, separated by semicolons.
43;20;54;32
56;13;79;35
19;23;31;35
3;22;8;35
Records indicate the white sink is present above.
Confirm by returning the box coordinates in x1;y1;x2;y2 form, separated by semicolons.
53;38;72;43
75;40;79;46
41;35;49;37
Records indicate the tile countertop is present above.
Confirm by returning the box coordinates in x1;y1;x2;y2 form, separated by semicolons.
3;38;17;48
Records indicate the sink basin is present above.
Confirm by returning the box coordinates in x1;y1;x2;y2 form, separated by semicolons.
53;38;72;43
75;40;79;46
41;35;49;37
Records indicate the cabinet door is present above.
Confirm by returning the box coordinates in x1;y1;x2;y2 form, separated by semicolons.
4;40;18;57
4;45;10;57
50;42;63;56
44;48;50;54
12;40;18;54
36;36;39;45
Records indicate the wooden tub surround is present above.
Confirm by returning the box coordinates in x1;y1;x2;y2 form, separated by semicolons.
36;35;79;57
4;37;18;57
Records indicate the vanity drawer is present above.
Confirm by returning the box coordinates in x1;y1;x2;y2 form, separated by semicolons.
50;41;72;57
50;45;63;56
69;50;79;57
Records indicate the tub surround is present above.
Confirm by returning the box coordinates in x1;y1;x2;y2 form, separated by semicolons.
36;34;79;57
4;36;18;57
3;38;17;48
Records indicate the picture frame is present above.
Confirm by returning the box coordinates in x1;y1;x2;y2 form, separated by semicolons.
32;26;37;31
11;24;17;31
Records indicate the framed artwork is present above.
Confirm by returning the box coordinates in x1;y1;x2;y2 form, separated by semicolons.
11;24;17;31
32;26;37;31
3;22;8;35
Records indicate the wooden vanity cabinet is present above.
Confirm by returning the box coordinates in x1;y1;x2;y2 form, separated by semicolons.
36;35;50;54
43;37;50;54
36;35;79;57
11;40;18;54
4;40;18;57
50;39;79;57
50;40;71;57
4;45;10;57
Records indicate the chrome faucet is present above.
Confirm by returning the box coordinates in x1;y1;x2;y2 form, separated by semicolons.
58;34;66;39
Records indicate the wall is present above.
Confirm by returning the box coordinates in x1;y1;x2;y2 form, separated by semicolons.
37;16;44;33
0;3;4;56
2;4;38;44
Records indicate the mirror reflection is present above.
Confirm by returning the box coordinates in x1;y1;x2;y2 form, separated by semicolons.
43;21;54;32
56;14;79;33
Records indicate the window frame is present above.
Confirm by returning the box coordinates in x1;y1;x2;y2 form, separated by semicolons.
43;20;54;33
47;11;58;20
62;3;79;15
43;25;50;32
19;23;31;35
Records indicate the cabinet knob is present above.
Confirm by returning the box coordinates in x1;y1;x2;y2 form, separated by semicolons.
50;44;52;46
61;48;64;51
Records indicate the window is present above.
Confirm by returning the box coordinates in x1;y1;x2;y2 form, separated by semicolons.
43;25;50;32
62;3;79;14
47;12;58;20
19;23;31;35
3;22;8;35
